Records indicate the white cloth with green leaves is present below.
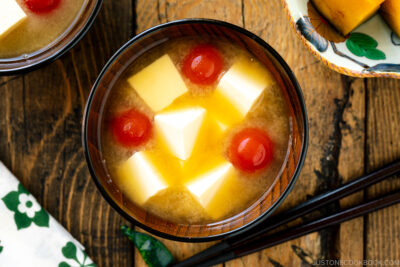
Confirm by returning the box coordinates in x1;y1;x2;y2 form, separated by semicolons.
0;162;96;267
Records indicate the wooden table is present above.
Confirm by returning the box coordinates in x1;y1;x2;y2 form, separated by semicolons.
1;0;400;266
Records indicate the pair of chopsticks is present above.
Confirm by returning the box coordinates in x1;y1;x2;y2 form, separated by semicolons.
174;160;400;267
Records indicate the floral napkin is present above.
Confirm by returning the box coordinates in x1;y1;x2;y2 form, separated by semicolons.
0;162;96;267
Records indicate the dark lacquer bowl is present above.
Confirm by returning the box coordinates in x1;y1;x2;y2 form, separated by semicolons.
83;19;308;242
0;0;102;75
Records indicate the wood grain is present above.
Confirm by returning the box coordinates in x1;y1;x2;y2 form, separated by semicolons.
1;0;400;266
365;78;400;264
136;0;243;33
337;78;365;264
0;0;135;266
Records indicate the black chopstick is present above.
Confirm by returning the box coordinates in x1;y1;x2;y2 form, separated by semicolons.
195;190;400;267
173;160;400;267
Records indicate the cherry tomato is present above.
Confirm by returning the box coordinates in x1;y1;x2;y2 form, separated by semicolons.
111;109;152;148
182;44;223;85
24;0;61;14
228;128;274;173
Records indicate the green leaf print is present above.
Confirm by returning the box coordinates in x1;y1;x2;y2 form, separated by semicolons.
2;191;19;212
17;183;29;194
348;32;378;48
346;33;386;60
14;211;32;230
1;183;50;230
0;241;3;254
33;209;50;227
346;39;365;57
59;242;97;267
62;242;78;261
364;48;386;60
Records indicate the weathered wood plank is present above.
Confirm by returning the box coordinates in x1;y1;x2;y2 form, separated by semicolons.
365;78;400;265
0;77;25;177
0;0;135;266
337;78;365;264
136;0;243;33
0;76;20;87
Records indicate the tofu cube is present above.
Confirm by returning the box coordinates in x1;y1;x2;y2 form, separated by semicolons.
155;107;206;160
0;0;27;39
206;56;273;126
116;151;169;205
185;161;238;219
128;54;188;112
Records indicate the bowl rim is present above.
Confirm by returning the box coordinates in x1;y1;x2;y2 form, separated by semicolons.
0;0;103;76
281;0;400;79
82;18;309;242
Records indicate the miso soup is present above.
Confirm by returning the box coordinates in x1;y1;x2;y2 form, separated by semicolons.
101;37;290;224
0;0;86;58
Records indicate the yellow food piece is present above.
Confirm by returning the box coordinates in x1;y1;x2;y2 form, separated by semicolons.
381;0;400;37
160;94;228;174
184;158;240;219
180;114;227;180
156;99;227;178
207;56;274;126
116;150;181;205
127;54;188;112
311;0;385;35
0;0;27;39
145;186;210;224
154;107;206;160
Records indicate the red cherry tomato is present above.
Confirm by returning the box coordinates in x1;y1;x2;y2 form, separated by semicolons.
182;44;223;85
111;109;152;148
229;128;274;173
24;0;61;14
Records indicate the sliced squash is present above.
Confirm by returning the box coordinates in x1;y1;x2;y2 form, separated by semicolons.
311;0;385;35
380;0;400;37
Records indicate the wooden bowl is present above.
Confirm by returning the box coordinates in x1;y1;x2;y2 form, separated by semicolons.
83;19;309;242
0;0;102;75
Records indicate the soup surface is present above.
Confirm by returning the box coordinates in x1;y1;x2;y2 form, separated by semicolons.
0;0;86;58
101;37;290;224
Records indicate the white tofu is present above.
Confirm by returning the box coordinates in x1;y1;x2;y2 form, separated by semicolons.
128;54;188;112
0;0;27;39
116;151;169;205
215;56;273;118
185;161;237;219
155;107;206;160
186;162;233;206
